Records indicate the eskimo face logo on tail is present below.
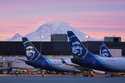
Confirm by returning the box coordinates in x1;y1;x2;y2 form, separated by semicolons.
72;41;83;57
26;46;35;58
101;49;109;57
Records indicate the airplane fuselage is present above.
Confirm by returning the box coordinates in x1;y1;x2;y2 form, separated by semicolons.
26;56;80;72
72;53;125;72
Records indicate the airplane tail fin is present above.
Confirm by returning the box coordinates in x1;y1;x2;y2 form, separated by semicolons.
67;31;88;58
22;37;45;61
100;42;112;57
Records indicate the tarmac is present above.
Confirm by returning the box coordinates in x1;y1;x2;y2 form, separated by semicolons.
0;75;125;83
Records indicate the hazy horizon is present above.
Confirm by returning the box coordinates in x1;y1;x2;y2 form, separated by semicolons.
0;0;125;41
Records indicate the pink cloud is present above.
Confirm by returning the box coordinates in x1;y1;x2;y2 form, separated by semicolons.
0;17;44;35
40;12;125;32
87;32;125;41
0;11;125;40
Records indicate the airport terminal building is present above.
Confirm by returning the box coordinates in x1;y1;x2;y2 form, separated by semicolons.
0;34;124;73
0;34;124;57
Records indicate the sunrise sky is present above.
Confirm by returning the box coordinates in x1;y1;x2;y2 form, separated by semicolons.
0;0;125;41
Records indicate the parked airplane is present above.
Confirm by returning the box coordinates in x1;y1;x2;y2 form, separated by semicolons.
0;67;12;72
67;31;125;72
100;43;112;57
21;37;83;72
0;66;29;74
93;43;112;74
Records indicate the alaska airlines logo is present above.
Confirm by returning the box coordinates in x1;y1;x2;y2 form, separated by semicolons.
101;48;109;57
72;41;83;56
26;46;35;58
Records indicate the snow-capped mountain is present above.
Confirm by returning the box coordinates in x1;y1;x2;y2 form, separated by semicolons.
9;22;95;41
26;22;93;41
8;33;22;41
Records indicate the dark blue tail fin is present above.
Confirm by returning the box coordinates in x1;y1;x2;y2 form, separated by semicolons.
67;31;88;58
22;37;45;61
100;42;112;57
